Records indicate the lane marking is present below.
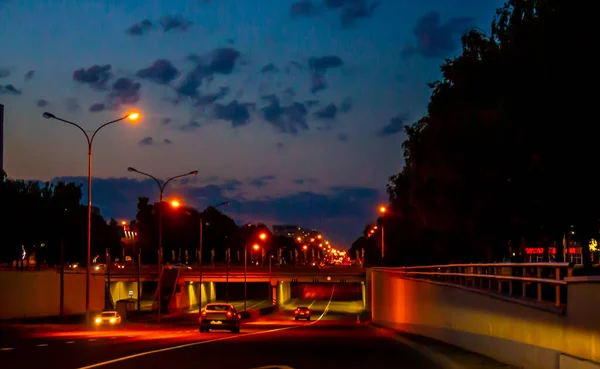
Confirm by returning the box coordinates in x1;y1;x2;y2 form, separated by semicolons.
109;337;117;340
250;366;297;369
1;347;14;351
88;339;96;342
308;300;317;308
66;341;75;344
37;343;48;347
77;288;337;369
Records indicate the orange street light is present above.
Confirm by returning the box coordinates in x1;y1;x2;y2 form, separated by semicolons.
302;245;308;250
121;220;127;226
127;112;140;121
317;235;322;239
297;237;302;242
310;238;315;242
373;226;378;229
170;200;180;208
253;244;260;251
259;233;267;240
379;206;387;214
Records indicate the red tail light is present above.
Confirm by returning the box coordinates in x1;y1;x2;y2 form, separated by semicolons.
226;311;232;317
306;309;310;313
201;311;207;316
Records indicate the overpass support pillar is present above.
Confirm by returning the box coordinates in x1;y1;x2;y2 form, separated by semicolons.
275;281;291;306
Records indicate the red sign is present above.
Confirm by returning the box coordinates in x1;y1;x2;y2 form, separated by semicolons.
525;247;579;255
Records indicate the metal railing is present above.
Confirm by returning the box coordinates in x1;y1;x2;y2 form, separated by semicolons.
383;262;573;308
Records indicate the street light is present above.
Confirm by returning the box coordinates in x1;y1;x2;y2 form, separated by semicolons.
44;110;139;325
379;206;387;259
126;167;198;322
245;233;267;311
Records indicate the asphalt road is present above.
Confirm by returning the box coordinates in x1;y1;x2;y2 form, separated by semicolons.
0;292;512;369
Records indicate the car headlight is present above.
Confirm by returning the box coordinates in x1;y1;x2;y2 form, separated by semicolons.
109;318;116;323
95;318;102;324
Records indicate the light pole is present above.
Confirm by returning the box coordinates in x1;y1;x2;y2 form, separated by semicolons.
198;201;230;315
44;111;139;325
127;167;198;322
379;206;387;259
244;232;267;311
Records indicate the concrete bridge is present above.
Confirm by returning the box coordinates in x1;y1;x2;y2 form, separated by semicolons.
368;263;600;369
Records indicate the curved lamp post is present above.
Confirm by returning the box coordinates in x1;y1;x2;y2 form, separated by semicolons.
43;111;139;325
127;167;198;322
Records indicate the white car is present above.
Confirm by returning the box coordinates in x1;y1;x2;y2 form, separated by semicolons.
94;311;122;326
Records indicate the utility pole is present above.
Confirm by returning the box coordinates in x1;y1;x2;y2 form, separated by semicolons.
0;103;4;180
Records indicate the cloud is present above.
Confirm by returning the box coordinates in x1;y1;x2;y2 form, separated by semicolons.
314;103;337;119
260;63;279;73
213;100;251;127
308;55;344;72
179;121;202;131
161;117;172;125
0;68;9;78
248;175;276;188
72;64;112;90
261;95;309;135
88;103;105;112
340;97;352;113
291;1;379;27
24;70;35;81
291;1;321;17
107;78;141;108
163;138;172;144
65;98;80;112
378;114;408;136
47;176;383;246
126;19;153;36
337;132;349;142
36;99;49;107
159;15;192;32
403;12;474;59
138;136;154;145
0;84;21;95
294;178;318;185
136;59;180;85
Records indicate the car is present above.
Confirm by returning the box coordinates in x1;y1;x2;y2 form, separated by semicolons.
294;306;311;321
94;311;122;326
199;303;241;333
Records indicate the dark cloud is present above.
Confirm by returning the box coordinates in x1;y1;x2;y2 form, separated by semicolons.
378;114;408;136
260;63;278;73
0;68;9;78
248;175;276;188
138;136;154;145
179;121;202;131
314;103;337;119
276;142;285;149
291;0;321;17
0;84;21;95
88;103;105;112
305;100;319;108
163;138;172;144
136;59;180;85
337;132;349;142
107;78;141;108
213;100;251;127
261;95;309;135
159;15;192;32
36;99;49;107
208;48;241;75
161;117;172;125
403;12;474;59
176;48;241;99
72;64;112;90
65;98;80;112
195;87;229;107
308;56;343;72
310;72;327;94
126;19;153;36
339;0;381;27
47;176;383;246
24;70;35;81
294;178;318;185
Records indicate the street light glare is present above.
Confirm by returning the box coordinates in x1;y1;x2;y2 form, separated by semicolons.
171;200;180;208
253;244;260;250
127;112;140;121
379;206;387;213
259;233;267;240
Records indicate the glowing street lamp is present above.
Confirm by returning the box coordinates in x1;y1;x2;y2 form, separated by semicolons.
44;110;140;326
170;200;180;208
378;205;388;259
126;167;198;322
244;233;267;311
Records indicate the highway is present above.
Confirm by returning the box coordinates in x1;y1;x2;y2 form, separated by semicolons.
0;289;510;369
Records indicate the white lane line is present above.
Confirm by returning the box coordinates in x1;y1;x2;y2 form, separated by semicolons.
1;347;14;351
37;344;48;347
246;300;267;310
308;300;317;308
77;289;336;369
66;341;76;344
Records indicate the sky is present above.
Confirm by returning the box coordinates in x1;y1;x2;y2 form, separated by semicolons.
0;0;504;248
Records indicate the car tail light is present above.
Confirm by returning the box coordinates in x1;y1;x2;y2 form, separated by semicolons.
201;311;207;316
306;310;310;313
226;311;232;317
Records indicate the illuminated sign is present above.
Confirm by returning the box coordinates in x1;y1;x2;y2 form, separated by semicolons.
525;247;579;255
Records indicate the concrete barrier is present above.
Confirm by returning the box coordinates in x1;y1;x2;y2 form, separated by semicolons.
368;268;600;369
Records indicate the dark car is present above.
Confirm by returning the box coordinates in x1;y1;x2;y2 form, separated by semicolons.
199;303;241;333
294;306;311;321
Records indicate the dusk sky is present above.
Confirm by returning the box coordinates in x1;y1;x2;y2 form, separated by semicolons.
1;0;503;248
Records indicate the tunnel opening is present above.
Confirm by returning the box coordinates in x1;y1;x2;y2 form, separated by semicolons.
291;282;363;301
214;282;270;301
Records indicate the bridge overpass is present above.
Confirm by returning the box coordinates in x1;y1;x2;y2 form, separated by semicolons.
369;263;600;369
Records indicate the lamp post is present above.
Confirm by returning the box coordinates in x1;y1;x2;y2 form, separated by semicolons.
244;232;267;311
379;206;387;259
198;201;230;315
44;111;139;325
127;167;198;322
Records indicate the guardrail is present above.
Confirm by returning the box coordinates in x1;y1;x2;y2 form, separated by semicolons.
382;262;573;308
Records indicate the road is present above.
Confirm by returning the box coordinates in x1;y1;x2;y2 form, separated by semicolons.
0;290;511;369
